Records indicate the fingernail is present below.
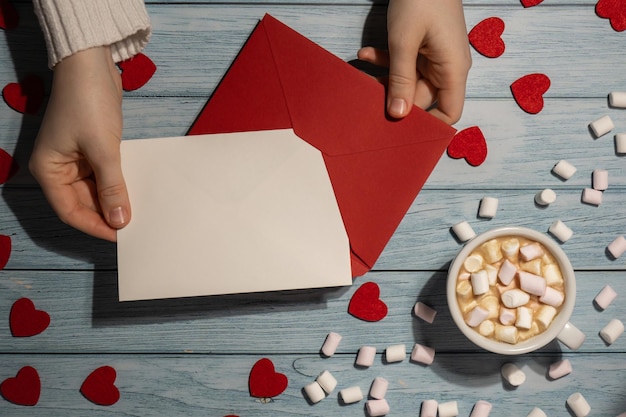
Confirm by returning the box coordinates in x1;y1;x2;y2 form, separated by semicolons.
390;98;406;116
110;206;127;227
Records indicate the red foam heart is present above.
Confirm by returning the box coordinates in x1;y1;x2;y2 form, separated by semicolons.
10;298;50;337
348;281;388;322
0;234;10;270
1;366;40;406
0;0;19;30
447;126;488;167
596;0;626;32
2;75;44;115
118;53;157;91
80;366;120;406
469;17;505;58
510;73;550;114
0;148;19;184
248;358;288;398
520;0;544;7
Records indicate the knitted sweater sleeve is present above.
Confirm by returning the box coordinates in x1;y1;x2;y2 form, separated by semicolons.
32;0;152;68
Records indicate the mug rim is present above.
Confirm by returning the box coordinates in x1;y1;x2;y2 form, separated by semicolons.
447;226;576;355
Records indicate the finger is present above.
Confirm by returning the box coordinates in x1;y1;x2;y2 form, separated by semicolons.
357;47;390;68
428;83;466;125
413;77;438;110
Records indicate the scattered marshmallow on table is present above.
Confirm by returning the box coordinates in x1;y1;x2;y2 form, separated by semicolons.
366;399;390;417
304;381;326;404
356;345;377;367
470;400;493;417
607;235;626;259
410;343;435;365
552;160;577;180
420;399;438;417
609;91;626;108
321;331;342;357
557;321;586;350
414;302;437;324
567;392;591;417
438;400;459;417
548;358;572;379
535;188;557;206
549;219;573;242
589;115;614;138
527;407;547;417
452;220;476;242
339;386;363;404
385;344;406;363
369;376;389;400
501;362;526;387
581;188;603;206
592;169;609;190
594;285;617;310
616;133;626;154
479;196;499;218
316;370;337;394
600;318;624;345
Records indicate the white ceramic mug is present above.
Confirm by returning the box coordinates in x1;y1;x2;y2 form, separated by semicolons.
447;227;584;355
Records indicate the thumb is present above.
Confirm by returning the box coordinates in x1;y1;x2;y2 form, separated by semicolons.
386;44;419;119
90;145;131;230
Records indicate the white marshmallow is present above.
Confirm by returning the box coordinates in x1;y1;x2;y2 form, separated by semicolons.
316;370;337;394
594;285;617;310
481;239;503;263
527;407;547;417
366;399;390;416
516;306;533;330
552;160;577;180
498;259;517;285
616;133;626;154
470;400;493;417
385;344;405;363
339;386;363;404
520;243;544;261
582;188;603;206
540;286;565;307
414;302;437;324
464;254;484;273
369;377;389;400
557;321;586;350
543;263;564;286
479;197;499;218
600;318;624;345
536;305;558;331
501;289;531;308
567;392;591;417
485;264;498;285
438;401;459;417
356;346;377;367
608;235;626;259
592;169;609;190
590;115;614;138
499;307;516;325
609;91;626;107
466;306;489;327
420;399;438;417
410;343;435;365
549;220;573;242
535;188;557;206
501;238;520;259
471;270;490;295
548;358;572;380
478;319;495;337
452;220;476;242
304;381;326;403
495;324;518;344
321;332;342;357
518;271;547;296
501;362;526;386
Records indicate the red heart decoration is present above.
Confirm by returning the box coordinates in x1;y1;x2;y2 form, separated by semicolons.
447;126;488;167
0;148;19;184
118;53;157;91
596;0;626;32
520;0;544;7
2;75;44;115
1;366;41;406
469;17;505;58
80;366;120;406
248;358;288;398
348;281;388;322
510;73;551;114
0;0;19;30
0;234;10;270
10;298;50;337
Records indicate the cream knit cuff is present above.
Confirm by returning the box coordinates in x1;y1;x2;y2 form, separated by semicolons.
33;0;152;68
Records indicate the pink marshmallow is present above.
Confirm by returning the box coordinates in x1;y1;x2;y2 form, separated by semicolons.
594;285;617;310
582;188;602;206
518;271;547;296
608;235;626;259
466;306;489;327
540;286;565;307
499;307;516;325
498;259;517;285
366;399;390;417
548;359;572;380
414;302;437;324
411;343;435;365
470;400;493;417
421;400;438;417
520;243;544;261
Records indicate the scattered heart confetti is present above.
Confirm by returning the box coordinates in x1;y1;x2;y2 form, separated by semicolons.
447;126;488;167
0;366;40;406
0;234;11;270
510;73;551;114
520;0;544;7
10;298;50;337
0;0;19;30
348;281;388;322
2;74;44;115
468;17;505;58
248;358;288;398
118;53;157;91
596;0;626;32
0;148;19;184
80;366;120;406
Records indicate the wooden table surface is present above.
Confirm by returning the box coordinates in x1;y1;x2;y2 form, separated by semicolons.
1;0;625;416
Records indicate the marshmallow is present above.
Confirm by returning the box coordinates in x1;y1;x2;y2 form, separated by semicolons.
609;91;626;107
498;259;517;285
339;386;363;404
527;407;547;417
592;169;609;190
438;401;459;417
536;305;558;331
420;399;438;417
518;271;547;296
549;220;573;242
557;321;586;350
501;289;531;308
321;332;342;357
499;307;516;325
543;263;563;286
480;295;499;319
616;133;626;154
516;306;533;329
464;254;484;273
548;358;572;380
600;318;624;345
356;345;377;367
582;188;602;206
594;285;617;310
385;344;405;363
481;239;503;263
478;319;495;337
410;343;435;365
369;377;389;400
471;270;490;295
567;392;591;417
495;324;518;344
366;399;390;417
414;302;437;324
535;188;557;206
552;160;577;180
466;306;489;327
479;197;499;218
590;115;614;138
316;370;337;394
540;286;564;307
501;238;520;260
485;264;498;285
520;243;544;261
501;362;526;386
304;381;325;403
616;413;626;417
470;400;493;417
452;221;476;242
607;235;626;259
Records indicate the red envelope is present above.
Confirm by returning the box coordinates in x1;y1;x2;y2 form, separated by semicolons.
188;15;456;277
